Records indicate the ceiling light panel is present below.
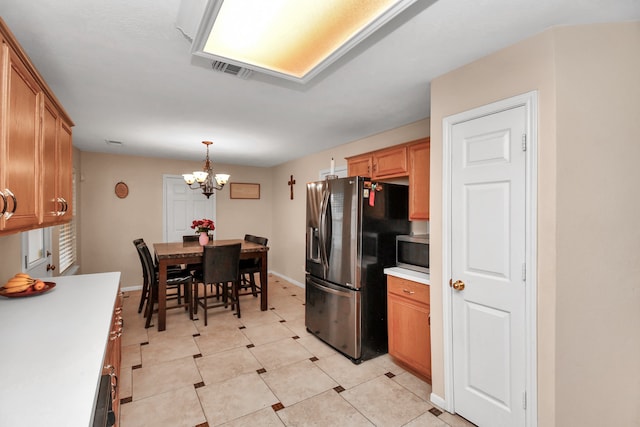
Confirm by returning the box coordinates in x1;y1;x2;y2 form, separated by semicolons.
192;0;418;83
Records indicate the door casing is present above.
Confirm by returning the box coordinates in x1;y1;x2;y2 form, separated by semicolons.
441;91;538;426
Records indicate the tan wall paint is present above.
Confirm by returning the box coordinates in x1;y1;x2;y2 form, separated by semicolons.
270;118;430;285
553;22;640;426
0;233;22;283
431;22;639;426
79;151;273;287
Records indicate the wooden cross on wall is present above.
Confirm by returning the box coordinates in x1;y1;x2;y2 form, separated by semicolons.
288;175;296;200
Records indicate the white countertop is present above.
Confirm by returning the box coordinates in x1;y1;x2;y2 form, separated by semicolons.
0;272;121;427
384;267;430;285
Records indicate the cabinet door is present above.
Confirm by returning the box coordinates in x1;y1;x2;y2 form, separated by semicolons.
372;145;407;178
388;292;431;380
1;46;42;231
41;100;72;225
347;155;372;177
57;119;73;220
41;100;59;224
409;140;430;220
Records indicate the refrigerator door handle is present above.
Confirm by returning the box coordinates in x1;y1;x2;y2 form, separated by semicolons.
319;185;331;275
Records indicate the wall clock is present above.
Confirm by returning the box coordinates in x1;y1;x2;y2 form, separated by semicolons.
115;182;129;199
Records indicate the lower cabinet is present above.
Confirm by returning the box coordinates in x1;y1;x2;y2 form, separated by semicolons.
103;292;123;426
387;275;431;382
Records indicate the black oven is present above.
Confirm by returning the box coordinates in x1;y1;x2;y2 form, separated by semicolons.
92;375;115;427
396;234;429;273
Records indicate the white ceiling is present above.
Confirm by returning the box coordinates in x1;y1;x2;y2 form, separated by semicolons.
1;1;638;167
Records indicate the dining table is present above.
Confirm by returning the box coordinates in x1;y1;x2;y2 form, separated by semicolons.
153;238;269;331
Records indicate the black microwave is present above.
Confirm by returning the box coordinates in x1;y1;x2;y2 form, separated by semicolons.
396;234;429;273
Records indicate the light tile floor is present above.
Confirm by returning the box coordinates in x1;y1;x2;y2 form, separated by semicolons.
119;275;476;427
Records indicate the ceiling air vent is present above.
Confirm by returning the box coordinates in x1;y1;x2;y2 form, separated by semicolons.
211;61;252;79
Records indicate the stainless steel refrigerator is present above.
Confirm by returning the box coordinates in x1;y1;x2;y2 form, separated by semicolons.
305;176;410;363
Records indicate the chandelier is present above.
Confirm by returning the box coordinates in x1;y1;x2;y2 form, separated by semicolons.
182;141;230;199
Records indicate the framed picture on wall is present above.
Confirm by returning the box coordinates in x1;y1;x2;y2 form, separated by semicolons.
230;183;260;199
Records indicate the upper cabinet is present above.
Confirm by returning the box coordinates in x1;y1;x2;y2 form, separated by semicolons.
346;137;430;220
0;19;74;235
0;42;42;231
346;144;408;180
42;98;73;225
408;139;430;220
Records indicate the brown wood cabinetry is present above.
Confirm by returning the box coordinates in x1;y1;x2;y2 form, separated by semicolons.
0;42;42;231
408;139;430;220
347;154;373;177
387;275;431;381
346;138;430;220
346;144;408;179
42;98;73;225
103;292;123;426
0;19;73;235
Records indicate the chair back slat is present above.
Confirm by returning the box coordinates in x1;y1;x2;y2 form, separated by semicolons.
183;235;199;242
202;243;241;285
136;242;155;288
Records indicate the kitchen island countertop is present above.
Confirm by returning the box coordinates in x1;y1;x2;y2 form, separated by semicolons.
0;272;121;427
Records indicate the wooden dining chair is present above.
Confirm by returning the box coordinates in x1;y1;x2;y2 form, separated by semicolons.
238;234;268;297
136;241;193;328
132;238;184;314
192;243;242;326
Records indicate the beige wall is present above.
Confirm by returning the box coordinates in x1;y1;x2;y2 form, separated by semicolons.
79;152;273;287
270;118;430;285
553;22;640;426
430;22;639;426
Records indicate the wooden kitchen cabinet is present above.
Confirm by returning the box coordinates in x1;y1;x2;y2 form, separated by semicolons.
0;18;73;234
346;138;430;221
346;144;408;179
347;154;373;177
42;98;73;225
103;291;123;426
387;275;431;381
0;41;42;232
408;138;430;220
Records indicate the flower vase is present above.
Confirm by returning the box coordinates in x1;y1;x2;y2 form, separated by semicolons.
199;231;209;246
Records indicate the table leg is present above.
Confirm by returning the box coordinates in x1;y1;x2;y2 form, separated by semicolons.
158;260;167;331
260;251;268;311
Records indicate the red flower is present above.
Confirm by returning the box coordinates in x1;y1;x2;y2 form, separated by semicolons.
191;218;215;233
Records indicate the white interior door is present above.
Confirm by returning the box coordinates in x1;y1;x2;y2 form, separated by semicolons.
450;106;527;426
21;227;53;278
163;175;216;242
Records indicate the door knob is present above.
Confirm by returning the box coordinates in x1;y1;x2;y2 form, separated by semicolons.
451;280;465;291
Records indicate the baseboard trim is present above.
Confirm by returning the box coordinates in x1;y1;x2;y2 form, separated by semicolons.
121;285;142;293
269;271;305;289
429;393;448;412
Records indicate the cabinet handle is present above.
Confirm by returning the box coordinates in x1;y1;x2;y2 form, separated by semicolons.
56;198;67;216
402;289;415;295
4;189;16;219
61;198;68;214
0;191;6;216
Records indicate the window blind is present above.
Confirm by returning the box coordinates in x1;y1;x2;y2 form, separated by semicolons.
59;170;77;273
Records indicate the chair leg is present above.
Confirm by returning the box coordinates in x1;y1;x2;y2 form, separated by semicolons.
249;273;258;297
138;278;149;313
193;282;199;315
203;280;208;327
145;285;155;329
234;279;241;318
